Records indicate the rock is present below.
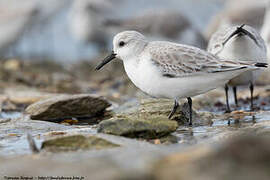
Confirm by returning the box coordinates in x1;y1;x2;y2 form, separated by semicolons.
153;135;270;180
98;98;215;139
139;99;214;126
41;135;120;152
136;98;214;126
98;116;178;139
26;94;111;121
0;118;11;124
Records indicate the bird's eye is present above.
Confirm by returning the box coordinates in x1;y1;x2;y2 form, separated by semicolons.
119;41;125;47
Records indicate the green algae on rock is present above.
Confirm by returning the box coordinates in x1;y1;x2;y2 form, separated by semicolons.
137;98;214;126
97;116;178;139
97;98;215;139
26;94;111;121
41;135;120;152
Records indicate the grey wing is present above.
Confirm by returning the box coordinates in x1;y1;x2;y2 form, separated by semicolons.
148;42;250;78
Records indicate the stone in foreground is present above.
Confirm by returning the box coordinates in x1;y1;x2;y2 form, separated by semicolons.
98;116;178;139
26;94;111;120
153;135;270;180
41;135;119;152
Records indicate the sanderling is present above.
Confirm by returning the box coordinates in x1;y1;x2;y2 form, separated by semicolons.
208;24;267;112
261;1;270;60
96;31;267;125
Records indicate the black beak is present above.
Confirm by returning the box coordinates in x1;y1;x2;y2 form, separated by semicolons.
222;24;259;46
95;51;116;70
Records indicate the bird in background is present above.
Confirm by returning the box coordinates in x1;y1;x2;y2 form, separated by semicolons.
208;24;268;112
261;1;270;60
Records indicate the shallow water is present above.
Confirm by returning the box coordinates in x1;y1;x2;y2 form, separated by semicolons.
0;112;22;119
1;110;270;156
175;111;270;144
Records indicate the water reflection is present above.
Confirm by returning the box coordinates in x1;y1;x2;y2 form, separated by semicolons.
174;112;270;145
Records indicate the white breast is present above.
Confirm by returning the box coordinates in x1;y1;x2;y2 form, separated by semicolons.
123;56;162;97
219;36;265;61
218;36;267;85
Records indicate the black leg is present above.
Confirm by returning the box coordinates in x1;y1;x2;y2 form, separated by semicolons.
187;97;192;126
225;84;231;113
168;99;179;119
233;86;238;107
250;83;254;111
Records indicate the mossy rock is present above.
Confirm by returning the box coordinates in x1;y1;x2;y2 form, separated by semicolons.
139;98;214;126
98;98;214;139
41;135;119;152
97;116;178;139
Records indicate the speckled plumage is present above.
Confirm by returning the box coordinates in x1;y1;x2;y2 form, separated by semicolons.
147;41;255;77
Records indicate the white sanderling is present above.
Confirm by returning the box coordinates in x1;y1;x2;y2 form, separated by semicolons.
208;24;268;112
96;31;267;125
261;1;270;60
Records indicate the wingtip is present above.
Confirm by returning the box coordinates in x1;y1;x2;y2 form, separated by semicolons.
255;63;268;68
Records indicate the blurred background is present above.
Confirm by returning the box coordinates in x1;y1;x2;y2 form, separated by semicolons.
1;0;269;62
0;0;227;62
1;1;270;179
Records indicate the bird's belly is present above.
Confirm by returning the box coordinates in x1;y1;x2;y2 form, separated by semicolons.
217;39;267;86
218;38;266;63
123;59;238;99
228;70;262;86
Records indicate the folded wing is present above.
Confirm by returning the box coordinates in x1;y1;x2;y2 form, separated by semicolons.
147;41;258;78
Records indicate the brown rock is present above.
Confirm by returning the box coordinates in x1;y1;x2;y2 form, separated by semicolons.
26;94;111;121
41;135;120;152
